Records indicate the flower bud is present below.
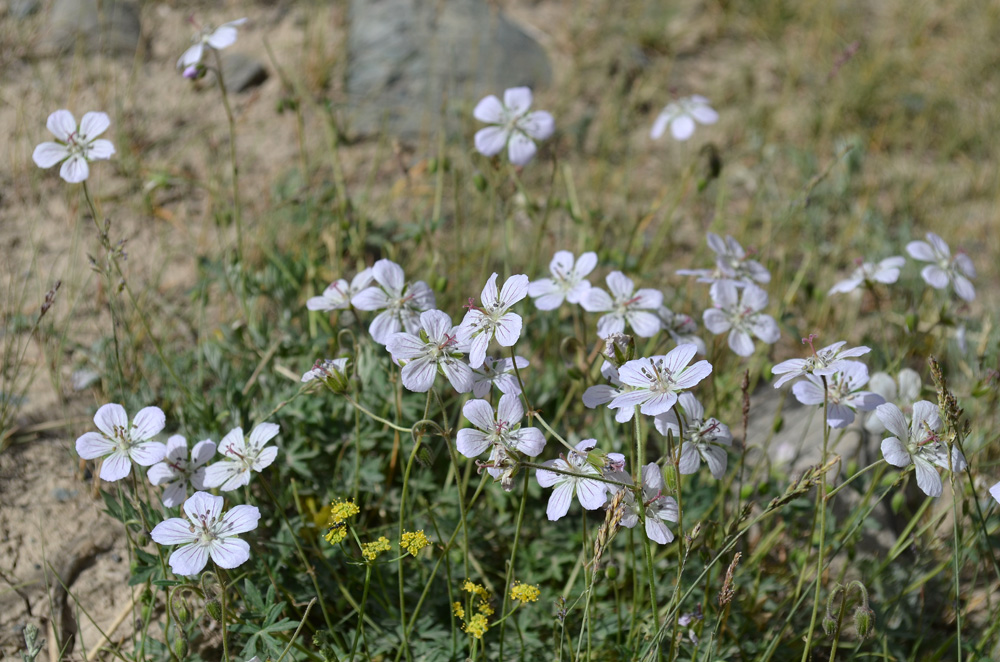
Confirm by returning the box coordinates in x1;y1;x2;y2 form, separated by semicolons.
205;598;223;621
605;564;618;580
173;636;188;659
473;173;487;192
853;605;875;640
603;333;635;368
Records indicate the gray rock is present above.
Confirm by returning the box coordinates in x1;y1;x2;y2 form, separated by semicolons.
8;0;41;19
346;0;552;139
41;0;144;57
218;53;269;93
52;487;77;502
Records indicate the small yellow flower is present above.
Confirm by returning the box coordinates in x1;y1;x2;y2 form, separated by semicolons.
399;530;430;556
477;601;494;617
328;498;360;525
463;613;489;639
462;580;489;600
361;536;391;561
324;523;347;545
509;582;540;603
452;602;465;619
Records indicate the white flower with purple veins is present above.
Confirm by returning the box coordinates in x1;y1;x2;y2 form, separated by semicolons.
307;269;374;312
458;273;528;369
655;393;732;479
148;435;217;508
828;256;905;295
535;440;608;521
791;362;885;429
471;355;528;398
386;309;472;393
151;491;260;576
33;110;116;183
528;251;597;310
677;233;770;287
906;232;976;302
864;368;922;434
650;96;719;141
581;272;662;339
177;18;247;70
75;404;166;482
877;401;967;498
609;344;713;417
202;423;280;491
771;340;871;389
703;281;780;357
582;361;636;423
473;87;555;166
351;259;436;345
620;464;679;545
657;306;706;354
456;393;545;461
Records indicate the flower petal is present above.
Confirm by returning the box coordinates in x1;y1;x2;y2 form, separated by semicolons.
79;112;110;139
130;441;167;466
76;432;114;459
59;155;89;183
132;406;166;441
220;504;261;535
913;457;942;497
32;142;69;168
184;491;223;522
456;429;491;458
168;543;210;576
46;109;76;141
94;403;128;437
473;94;504;123
519;111;554;140
100;451;132;481
475;126;509;157
88;139;115;160
546;481;574;521
508;132;538;166
151;517;198;545
209;537;250;569
670;115;696;141
880;437;911;467
504;87;533;115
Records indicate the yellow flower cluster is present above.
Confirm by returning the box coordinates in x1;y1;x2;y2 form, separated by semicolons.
509;582;540;603
452;602;465;619
399;530;430;556
463;613;489;639
456;579;493;638
325;498;359;545
462;580;489;600
361;536;391;561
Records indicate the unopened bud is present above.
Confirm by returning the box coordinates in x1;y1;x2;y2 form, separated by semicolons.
205;598;222;621
603;333;635;367
605;564;618;580
853;605;875;640
172;636;188;659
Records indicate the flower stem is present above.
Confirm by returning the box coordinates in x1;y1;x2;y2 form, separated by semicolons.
349;566;373;661
498;474;530;661
800;377;830;662
211;48;244;270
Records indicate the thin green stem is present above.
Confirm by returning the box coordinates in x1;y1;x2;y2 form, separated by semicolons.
498;475;530;661
349;566;373;661
800;377;830;662
212;48;244;268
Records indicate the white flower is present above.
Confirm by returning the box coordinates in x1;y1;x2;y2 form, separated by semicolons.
148;435;217;507
151;491;260;576
33;110;115;183
75;404;166;482
471;355;528;398
458;273;529;369
620;464;679;545
656;306;706;355
990;480;1000;506
828;256;905;295
791;362;885;429
877;401;967;498
650;96;718;141
202;423;279;491
906;232;976;302
386;309;472;393
535;440;608;521
177;18;247;69
456;393;545;460
771;340;872;389
677;233;770;287
473;87;555;166
581;271;662;339
608;344;713;417
582;361;637;423
654;393;732;479
864;368;922;434
528;251;597;310
302;358;349;383
702;282;779;357
351;259;436;345
307;269;374;312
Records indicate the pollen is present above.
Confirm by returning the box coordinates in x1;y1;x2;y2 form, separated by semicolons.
399;530;430;556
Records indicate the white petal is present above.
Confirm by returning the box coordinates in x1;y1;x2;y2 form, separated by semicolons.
497;393;524;425
208;537;250;569
519;111;554;140
906;240;936;262
100;451;132;481
605;271;634;299
456;429;491;458
368;311;401;345
677;443;700;474
703;309;731;335
151;517;198;545
546;482;574;521
989;480;1000;506
401;357;437;392
207;22;244;50
129;441;167;466
702;446;728;479
132;406;166;441
168;543;210;576
184;491;223;521
627;310;662;337
46;109;76;141
76;432;114;459
178;43;204;68
350;286;391;311
373;259;405;294
88;139;115;160
792;380;826;406
651;110;673;139
581;287;614;313
475;126;509;157
249;422;279;448
920;266;949;290
670;115;696;141
510;427;545;457
32;142;69;168
504;87;533;115
79;112;110;140
880;437;911;467
645;516;673;544
161;481;187;508
473;94;504;123
690;103;718;125
60;155;90;183
728;330;755;357
576;479;607;510
220;504;261;535
508;132;538;166
913;457;942;497
952;274;976;302
94;403;128;437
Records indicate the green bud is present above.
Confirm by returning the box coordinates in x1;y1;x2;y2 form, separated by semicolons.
605;564;619;580
172;597;190;625
172;636;188;660
739;484;754;500
428;158;439;173
853;605;875;640
205;598;223;621
473;173;487;192
135;533;149;548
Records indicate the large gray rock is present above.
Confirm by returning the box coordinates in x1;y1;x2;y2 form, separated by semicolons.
346;0;552;139
42;0;144;57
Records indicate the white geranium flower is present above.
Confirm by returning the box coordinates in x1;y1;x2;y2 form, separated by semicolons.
458;273;529;369
654;393;732;479
202;423;279;491
148;435;217;507
386;309;472;393
864;368;922;434
456;393;545;461
877;401;967;498
906;232;976;302
828;256;905;295
151;491;259;576
307;269;374;312
677;233;770;287
473;87;554;166
650;96;718;141
535;440;608;521
177;18;247;69
75;404;166;482
582;361;637;424
608;344;712;417
771;340;871;389
703;281;780;357
471;355;528;398
528;250;597;310
33;110;115;183
791;362;885;429
351;259;436;345
620;464;679;545
581;271;662;338
656;306;706;354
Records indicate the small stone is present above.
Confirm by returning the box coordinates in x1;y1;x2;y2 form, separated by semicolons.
218;53;269;93
52;487;78;502
42;0;145;57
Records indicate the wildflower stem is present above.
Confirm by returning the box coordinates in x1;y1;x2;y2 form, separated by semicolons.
276;597;316;662
800;377;831;662
498;474;530;661
216;567;229;662
825;459;885;500
349;567;373;662
633;412;659;629
344;396;413;432
211;48;244;270
397;396;429;662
